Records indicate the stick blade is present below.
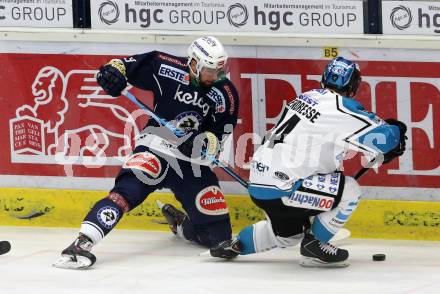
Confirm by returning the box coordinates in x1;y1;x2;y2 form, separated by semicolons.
331;228;351;242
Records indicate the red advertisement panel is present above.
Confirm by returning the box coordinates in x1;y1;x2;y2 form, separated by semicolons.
1;54;439;188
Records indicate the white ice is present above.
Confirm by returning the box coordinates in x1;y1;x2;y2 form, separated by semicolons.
0;227;439;294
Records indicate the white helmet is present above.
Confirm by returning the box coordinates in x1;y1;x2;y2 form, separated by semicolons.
187;36;228;80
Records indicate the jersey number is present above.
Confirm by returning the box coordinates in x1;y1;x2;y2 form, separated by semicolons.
263;108;301;148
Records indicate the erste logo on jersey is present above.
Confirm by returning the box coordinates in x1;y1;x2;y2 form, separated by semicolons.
297;94;319;106
158;64;189;85
206;87;226;113
195;186;228;215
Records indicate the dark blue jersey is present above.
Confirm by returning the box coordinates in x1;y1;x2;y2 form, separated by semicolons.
121;51;239;141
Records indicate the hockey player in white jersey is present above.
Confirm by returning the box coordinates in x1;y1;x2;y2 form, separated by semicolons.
210;56;407;267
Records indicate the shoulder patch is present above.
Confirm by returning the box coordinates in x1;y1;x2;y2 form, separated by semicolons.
223;84;236;114
158;64;189;85
206;87;226;113
158;54;187;67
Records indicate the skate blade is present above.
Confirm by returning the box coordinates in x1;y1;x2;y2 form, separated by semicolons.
53;254;94;270
199;249;211;256
300;256;349;268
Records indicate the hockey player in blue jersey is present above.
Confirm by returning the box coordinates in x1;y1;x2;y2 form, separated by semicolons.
210;56;407;267
54;36;240;269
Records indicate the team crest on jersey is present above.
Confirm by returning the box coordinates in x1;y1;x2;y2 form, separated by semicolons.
206;87;226;113
97;206;119;229
195;186;228;216
123;152;162;178
158;64;189;85
175;111;202;132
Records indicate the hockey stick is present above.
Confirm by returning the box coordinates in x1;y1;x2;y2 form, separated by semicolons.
353;155;383;180
354;167;369;180
123;90;185;137
125;89;374;186
0;241;11;255
124;91;365;244
123;91;249;188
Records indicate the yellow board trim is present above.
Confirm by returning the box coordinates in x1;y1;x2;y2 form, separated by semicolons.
0;188;264;232
1;188;439;241
345;199;440;241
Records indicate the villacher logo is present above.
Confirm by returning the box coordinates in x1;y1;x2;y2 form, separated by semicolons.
390;5;412;30
99;0;120;25
227;3;248;28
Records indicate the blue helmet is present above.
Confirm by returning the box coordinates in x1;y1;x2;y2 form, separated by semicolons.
321;56;361;97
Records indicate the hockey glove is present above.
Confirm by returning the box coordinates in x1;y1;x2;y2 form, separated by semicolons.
178;131;220;159
96;59;127;97
383;118;408;164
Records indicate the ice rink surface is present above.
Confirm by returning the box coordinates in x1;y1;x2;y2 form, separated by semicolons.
0;226;439;294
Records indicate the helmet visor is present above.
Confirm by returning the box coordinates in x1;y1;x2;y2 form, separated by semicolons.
200;66;224;79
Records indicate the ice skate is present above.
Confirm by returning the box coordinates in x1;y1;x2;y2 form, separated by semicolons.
156;200;186;235
210;238;241;259
300;233;349;268
53;234;96;270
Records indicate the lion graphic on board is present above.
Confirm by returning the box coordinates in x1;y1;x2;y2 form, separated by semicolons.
14;66;143;162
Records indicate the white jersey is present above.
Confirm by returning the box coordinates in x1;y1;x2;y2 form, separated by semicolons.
250;88;397;192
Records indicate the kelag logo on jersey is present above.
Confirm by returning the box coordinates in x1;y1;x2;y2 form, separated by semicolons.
159;64;189;85
206;87;226;113
173;84;210;116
